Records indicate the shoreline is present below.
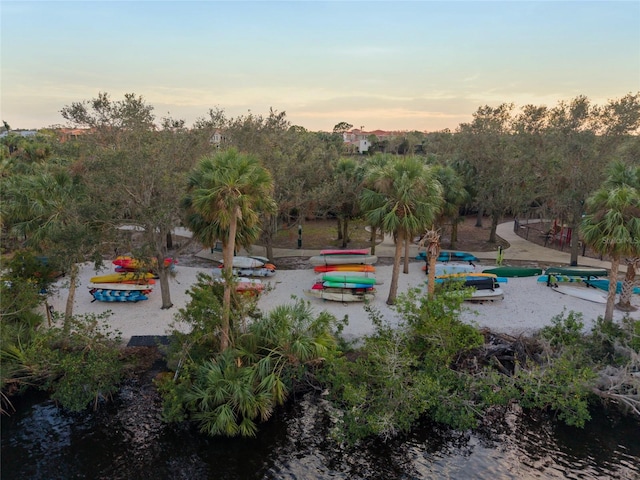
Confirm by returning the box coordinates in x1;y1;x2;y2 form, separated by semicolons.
46;262;640;345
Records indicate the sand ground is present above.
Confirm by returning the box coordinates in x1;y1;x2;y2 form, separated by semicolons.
46;261;640;345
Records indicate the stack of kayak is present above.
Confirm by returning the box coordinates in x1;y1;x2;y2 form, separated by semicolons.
88;272;155;303
306;249;377;302
211;256;276;294
434;273;505;302
113;255;176;273
212;255;276;278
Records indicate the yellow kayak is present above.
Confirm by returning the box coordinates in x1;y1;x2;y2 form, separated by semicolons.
90;272;156;283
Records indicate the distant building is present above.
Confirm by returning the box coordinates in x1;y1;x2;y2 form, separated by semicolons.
342;128;401;154
0;130;38;138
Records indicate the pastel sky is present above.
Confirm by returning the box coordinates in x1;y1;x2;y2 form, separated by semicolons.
1;0;639;132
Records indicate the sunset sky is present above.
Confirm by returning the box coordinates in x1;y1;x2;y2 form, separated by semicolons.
2;0;639;132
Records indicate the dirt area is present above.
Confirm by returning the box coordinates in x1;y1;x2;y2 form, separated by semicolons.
173;215;510;270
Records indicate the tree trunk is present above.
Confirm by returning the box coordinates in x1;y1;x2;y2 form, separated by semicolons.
488;214;499;243
617;259;638;311
386;230;404;305
427;250;437;297
370;226;377;256
569;221;580;266
604;257;620;322
475;209;483;228
64;262;79;326
341;217;349;248
403;234;410;274
157;259;173;309
221;211;239;351
336;218;343;241
166;232;173;250
450;220;458;249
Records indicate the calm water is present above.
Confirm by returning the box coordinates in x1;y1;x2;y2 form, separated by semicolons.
2;378;639;479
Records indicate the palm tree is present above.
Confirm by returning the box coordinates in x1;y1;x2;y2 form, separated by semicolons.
183;148;276;350
432;164;470;249
2;167;103;322
581;165;640;321
360;156;443;305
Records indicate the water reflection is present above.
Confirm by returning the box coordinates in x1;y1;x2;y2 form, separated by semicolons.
2;387;639;480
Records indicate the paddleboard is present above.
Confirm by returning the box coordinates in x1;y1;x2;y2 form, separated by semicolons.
552;285;607;304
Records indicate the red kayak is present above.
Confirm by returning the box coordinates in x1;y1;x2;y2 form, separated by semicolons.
313;264;376;273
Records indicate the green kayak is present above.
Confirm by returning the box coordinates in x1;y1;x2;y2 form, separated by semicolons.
482;266;543;278
544;266;608;277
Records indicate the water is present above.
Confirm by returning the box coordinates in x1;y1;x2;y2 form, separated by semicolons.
2;379;639;479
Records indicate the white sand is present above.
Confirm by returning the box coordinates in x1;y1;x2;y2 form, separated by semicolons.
47;262;640;344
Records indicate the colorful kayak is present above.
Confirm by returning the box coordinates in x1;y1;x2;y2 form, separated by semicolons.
323;281;375;289
113;256;176;270
90;272;156;283
482;266;542;278
315;272;381;284
309;254;377;266
89;289;149;302
213;277;265;294
321;275;377;285
544;266;608;277
320;248;370;255
313;264;376;273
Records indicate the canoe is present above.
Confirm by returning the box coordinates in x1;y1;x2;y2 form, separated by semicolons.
304;288;375;303
313;264;376;273
89;289;149;302
90;272;156;283
321;275;377;285
88;282;153;291
544;266;608;278
422;263;476;275
482;266;542;278
417;251;478;263
211;267;276;277
584;279;640;295
552;285;607;304
320;248;370;256
309;254;378;266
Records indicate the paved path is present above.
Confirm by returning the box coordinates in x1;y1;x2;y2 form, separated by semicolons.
194;220;624;273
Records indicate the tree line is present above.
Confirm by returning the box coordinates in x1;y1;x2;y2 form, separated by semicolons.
0;92;638;440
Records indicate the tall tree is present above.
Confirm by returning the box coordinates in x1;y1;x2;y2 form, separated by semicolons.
581;161;640;321
360;156;443;305
61;94;212;309
183;148;276;350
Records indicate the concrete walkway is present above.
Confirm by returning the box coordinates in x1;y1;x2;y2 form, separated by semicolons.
194;220;624;273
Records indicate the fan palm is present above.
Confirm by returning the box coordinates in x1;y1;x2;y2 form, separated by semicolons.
183;148;276;350
360;156;443;305
581;177;640;321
